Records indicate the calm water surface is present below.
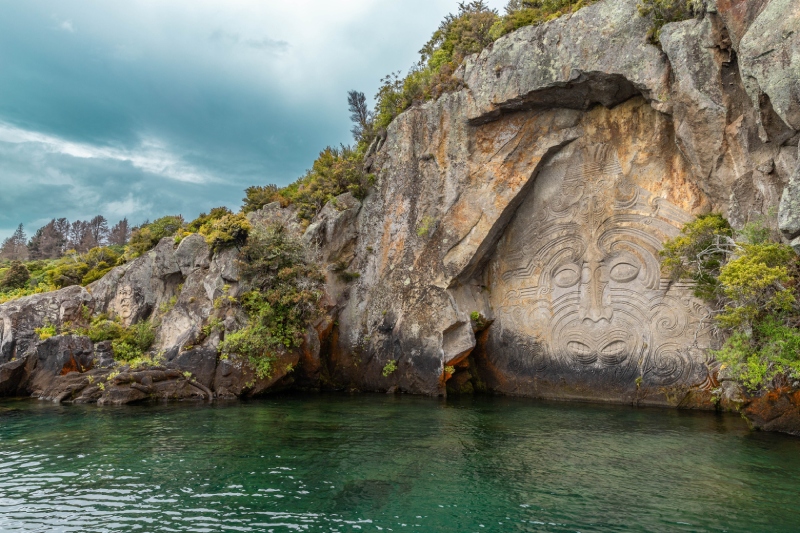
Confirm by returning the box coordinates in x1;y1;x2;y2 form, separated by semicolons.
1;394;799;532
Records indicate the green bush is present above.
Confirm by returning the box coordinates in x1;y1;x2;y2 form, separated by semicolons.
0;246;124;298
417;216;436;237
382;360;398;377
187;207;231;233
637;0;701;43
80;246;121;285
47;261;90;288
275;145;375;224
715;319;800;392
242;145;374;226
219;224;325;378
85;316;125;343
242;185;286;214
82;267;112;285
716;243;796;329
0;281;57;304
70;313;155;362
199;213;251;252
490;0;599;39
0;261;30;290
661;215;800;392
127;216;184;258
35;324;57;341
111;320;156;362
660;213;733;300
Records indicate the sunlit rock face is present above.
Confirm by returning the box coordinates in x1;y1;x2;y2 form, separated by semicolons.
484;140;715;400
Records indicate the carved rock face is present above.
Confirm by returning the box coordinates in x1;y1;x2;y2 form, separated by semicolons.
486;140;714;395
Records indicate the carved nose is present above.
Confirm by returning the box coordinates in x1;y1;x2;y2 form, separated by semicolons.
578;262;613;324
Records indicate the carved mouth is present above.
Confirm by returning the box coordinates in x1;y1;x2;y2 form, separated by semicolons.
560;327;635;366
566;341;597;365
598;339;629;365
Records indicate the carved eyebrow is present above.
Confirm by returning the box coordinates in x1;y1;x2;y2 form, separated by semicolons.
505;222;584;263
503;235;586;281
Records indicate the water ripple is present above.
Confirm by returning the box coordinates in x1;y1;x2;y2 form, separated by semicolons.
1;396;799;532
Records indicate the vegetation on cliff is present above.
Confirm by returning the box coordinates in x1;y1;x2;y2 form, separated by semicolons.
219;224;325;378
661;215;800;392
373;1;604;131
242;144;374;224
637;0;702;43
32;306;157;365
237;1;624;224
0;0;703;306
0;211;249;302
0;0;708;382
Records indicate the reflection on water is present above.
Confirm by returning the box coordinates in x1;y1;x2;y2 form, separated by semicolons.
1;395;799;532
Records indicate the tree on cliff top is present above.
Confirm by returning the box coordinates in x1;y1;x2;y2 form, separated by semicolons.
108;218;131;246
241;91;376;222
374;1;499;130
28;219;68;260
348;90;374;144
0;224;28;261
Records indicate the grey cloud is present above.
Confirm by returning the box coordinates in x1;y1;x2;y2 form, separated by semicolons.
0;0;493;241
208;29;289;53
0;140;240;241
59;19;76;33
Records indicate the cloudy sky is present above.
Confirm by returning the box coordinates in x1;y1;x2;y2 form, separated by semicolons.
0;0;507;241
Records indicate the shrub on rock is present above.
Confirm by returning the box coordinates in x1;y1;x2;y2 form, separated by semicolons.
128;216;184;258
0;261;30;290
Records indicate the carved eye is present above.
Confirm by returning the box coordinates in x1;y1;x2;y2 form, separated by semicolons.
609;262;640;283
552;264;581;287
600;340;627;357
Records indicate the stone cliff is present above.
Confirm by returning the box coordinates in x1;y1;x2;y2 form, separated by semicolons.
1;0;798;423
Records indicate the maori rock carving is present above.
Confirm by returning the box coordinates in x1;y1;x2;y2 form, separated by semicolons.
112;285;136;323
488;142;714;388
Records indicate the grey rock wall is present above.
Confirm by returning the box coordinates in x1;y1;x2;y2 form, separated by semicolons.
333;0;799;405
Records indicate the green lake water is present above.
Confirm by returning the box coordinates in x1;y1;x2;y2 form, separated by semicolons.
1;394;799;532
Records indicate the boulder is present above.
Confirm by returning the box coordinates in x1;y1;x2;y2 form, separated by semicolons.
460;0;670;122
174;233;211;276
738;0;800;131
247;201;304;237
778;144;800;241
742;388;800;436
303;192;362;265
0;286;92;363
0;357;34;396
660;16;728;180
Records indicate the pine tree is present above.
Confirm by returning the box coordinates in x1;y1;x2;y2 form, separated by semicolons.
347;90;374;143
88;215;109;246
0;224;28;261
108;218;131;246
28;219;68;259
